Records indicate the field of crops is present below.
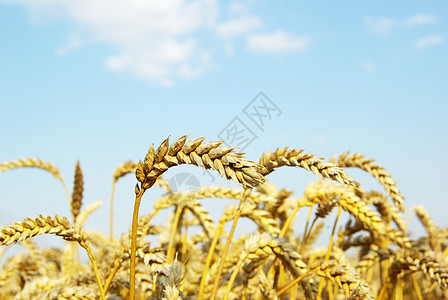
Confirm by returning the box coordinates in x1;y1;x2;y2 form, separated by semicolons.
1;135;446;299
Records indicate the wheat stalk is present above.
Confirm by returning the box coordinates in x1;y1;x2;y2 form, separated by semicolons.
1;133;446;300
110;160;172;240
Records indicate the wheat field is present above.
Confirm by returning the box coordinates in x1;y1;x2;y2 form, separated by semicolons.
0;135;446;299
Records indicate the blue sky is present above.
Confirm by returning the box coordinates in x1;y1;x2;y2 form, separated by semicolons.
1;1;447;247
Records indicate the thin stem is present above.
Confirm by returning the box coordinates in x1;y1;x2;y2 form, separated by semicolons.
70;242;77;276
130;190;144;300
405;207;416;232
277;270;315;296
262;199;304;286
210;187;252;300
223;253;248;300
317;206;342;300
105;210;160;294
327;281;334;300
305;217;318;241
167;205;184;263
396;275;403;300
60;178;71;205
110;179;117;241
280;203;300;238
301;205;314;252
383;259;389;286
181;209;189;263
198;220;225;300
104;260;121;293
80;241;106;300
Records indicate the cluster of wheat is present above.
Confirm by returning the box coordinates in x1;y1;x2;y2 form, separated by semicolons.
0;135;447;299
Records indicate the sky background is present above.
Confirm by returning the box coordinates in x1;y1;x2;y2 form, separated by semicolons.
1;1;447;251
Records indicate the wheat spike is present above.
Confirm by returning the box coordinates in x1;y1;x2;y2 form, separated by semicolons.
258;271;279;300
414;206;442;254
390;251;448;289
363;190;406;233
113;160;173;192
136;135;266;190
259;147;356;186
192;185;273;205
305;181;387;238
71;161;84;222
0;157;62;179
312;260;373;299
0;157;70;202
113;160;138;181
222;203;281;235
0;214;84;246
331;152;405;212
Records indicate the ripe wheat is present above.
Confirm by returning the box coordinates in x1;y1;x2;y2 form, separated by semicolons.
0;135;446;300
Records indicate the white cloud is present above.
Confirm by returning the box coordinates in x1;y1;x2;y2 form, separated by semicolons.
415;34;444;49
55;34;83;56
247;31;309;54
216;16;263;39
364;16;396;35
5;0;310;84
404;14;436;27
363;62;376;73
7;0;220;85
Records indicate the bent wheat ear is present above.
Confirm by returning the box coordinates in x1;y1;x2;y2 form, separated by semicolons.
136;135;266;190
0;158;62;179
0;214;83;246
130;135;266;299
331;152;405;212
0;157;70;202
113;160;138;182
259;148;356;186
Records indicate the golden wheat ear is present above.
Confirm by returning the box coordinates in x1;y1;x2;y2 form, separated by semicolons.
70;161;84;223
331;152;405;212
130;135;267;299
259;147;357;186
0;157;70;202
0;214;105;299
